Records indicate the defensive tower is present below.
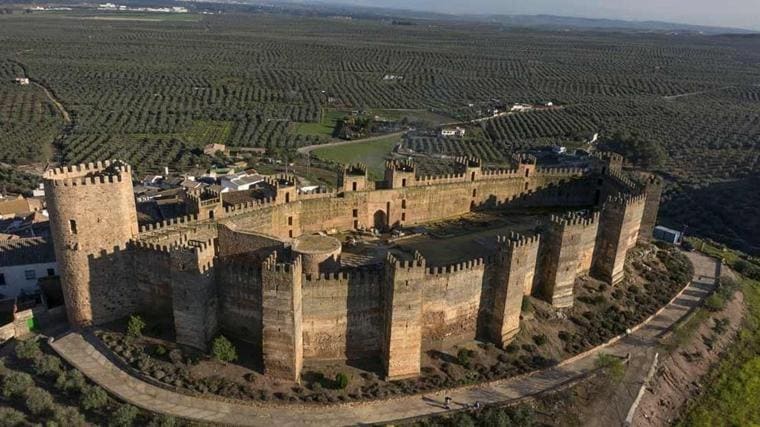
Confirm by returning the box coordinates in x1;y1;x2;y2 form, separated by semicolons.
43;160;139;327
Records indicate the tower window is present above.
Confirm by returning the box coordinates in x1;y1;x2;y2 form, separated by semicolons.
285;192;291;203
472;189;477;198
288;230;293;238
401;212;406;221
47;268;55;276
352;209;358;218
401;199;406;209
401;178;407;187
209;210;214;219
352;182;357;191
0;274;5;286
288;216;293;226
69;219;78;235
524;182;529;191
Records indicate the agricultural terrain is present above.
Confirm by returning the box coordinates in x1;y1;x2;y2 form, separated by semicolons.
0;11;759;251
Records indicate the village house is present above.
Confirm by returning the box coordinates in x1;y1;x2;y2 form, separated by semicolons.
0;238;56;298
440;127;466;137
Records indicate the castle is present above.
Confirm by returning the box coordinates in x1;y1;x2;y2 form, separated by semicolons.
43;153;662;382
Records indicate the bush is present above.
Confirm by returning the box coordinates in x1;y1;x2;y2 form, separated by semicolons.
505;343;519;354
457;348;471;368
14;338;41;360
80;385;109;410
53;406;87;427
705;294;726;312
211;335;237;363
56;369;87;394
33;354;63;378
533;334;548;346
148;413;177;427
0;407;25;426
335;373;349;390
127;315;146;339
595;353;625;383
1;371;33;398
110;404;139;427
23;386;55;416
154;345;167;357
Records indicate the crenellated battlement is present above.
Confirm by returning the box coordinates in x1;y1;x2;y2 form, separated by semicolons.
496;232;540;250
536;166;586;177
262;251;301;273
414;173;467;186
138;213;200;233
302;268;379;283
386;251;426;269
605;168;641;192
550;211;600;229
606;192;646;209
454;156;482;169
43;160;132;187
385;159;415;172
426;257;485;275
223;197;276;216
593;151;624;163
512;153;537;165
297;187;336;200
344;163;368;176
264;174;296;189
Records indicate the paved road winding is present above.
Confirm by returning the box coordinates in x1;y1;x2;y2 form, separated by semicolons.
50;252;718;426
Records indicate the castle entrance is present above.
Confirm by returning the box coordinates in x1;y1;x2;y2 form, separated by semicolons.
373;210;387;231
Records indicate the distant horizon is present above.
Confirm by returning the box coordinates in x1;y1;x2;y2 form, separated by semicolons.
307;0;760;31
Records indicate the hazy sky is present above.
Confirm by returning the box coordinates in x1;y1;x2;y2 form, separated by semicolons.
327;0;760;30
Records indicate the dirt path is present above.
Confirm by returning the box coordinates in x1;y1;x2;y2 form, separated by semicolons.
9;59;71;124
663;86;734;101
633;271;745;426
49;252;718;426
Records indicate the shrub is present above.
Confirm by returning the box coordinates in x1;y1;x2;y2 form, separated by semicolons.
14;338;41;360
0;407;25;426
521;298;533;313
110;404;139;427
595;353;625;383
33;354;63;378
23;386;55;416
211;335;237;363
56;369;87;394
148;413;178;427
80;385;109;410
505;343;519;353
457;348;471;368
154;345;167;356
705;294;726;312
53;406;87;427
335;373;349;390
533;334;548;346
1;371;33;398
482;408;512;427
127;315;146;339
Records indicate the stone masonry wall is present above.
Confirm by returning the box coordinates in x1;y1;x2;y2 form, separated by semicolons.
301;271;383;360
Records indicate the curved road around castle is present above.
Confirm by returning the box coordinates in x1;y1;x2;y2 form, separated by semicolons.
50;252;718;426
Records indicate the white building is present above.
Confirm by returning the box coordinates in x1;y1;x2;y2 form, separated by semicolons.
14;78;30;86
440;127;466;137
0;238;56;298
511;103;533;112
220;172;265;192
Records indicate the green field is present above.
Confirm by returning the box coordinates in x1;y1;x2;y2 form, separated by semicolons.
679;275;760;426
292;109;348;138
312;135;401;179
183;120;233;147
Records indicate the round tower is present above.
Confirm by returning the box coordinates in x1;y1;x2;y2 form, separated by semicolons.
44;160;139;327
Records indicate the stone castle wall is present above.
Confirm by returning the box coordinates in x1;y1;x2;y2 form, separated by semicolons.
46;154;659;381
